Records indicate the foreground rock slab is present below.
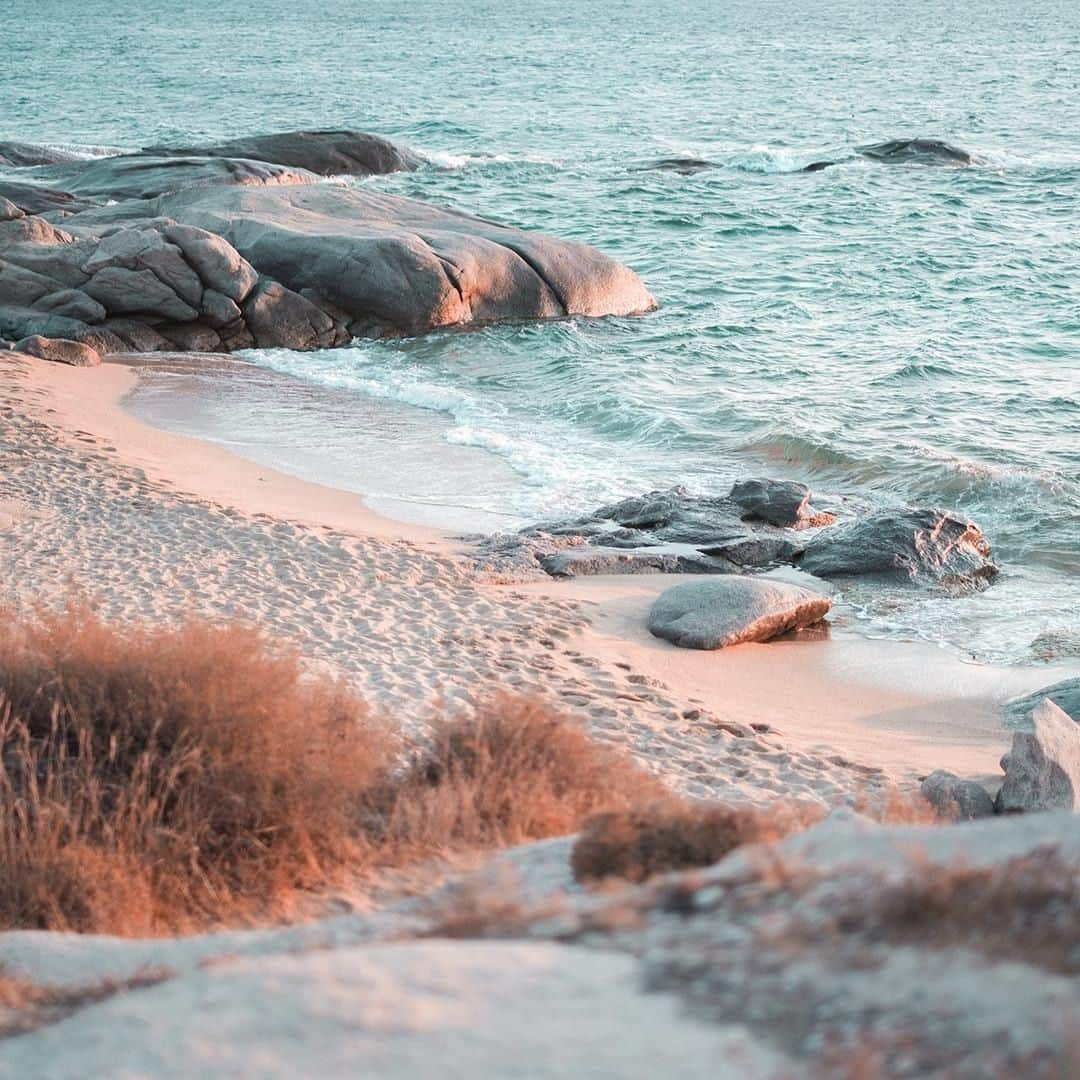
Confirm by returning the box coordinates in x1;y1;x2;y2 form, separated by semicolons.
1;941;781;1079
996;699;1080;813
648;576;831;650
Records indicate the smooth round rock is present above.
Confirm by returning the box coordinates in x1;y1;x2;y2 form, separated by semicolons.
647;576;831;650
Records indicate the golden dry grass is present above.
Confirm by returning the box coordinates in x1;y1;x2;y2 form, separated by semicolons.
0;604;661;935
571;798;826;883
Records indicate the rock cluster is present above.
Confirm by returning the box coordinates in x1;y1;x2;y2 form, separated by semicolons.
482;479;998;593
0;130;655;356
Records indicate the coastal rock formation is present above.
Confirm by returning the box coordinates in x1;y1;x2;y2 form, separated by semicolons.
0;130;655;349
996;700;1080;813
487;484;995;599
0;140;84;167
141;129;422;176
919;769;996;820
647;576;831;649
1004;676;1080;728
797;507;997;588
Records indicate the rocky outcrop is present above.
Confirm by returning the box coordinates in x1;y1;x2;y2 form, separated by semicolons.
919;769;995;820
797;507;997;589
0;131;655;352
647;576;831;650
11;335;101;367
0;140;86;167
485;483;996;599
141;129;422;176
1004;676;1080;728
996;699;1080;813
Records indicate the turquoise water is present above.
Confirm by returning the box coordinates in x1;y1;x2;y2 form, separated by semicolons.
5;0;1079;663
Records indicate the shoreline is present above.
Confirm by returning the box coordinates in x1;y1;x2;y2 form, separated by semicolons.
4;352;1077;799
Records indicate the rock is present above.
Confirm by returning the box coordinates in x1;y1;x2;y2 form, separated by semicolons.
100;318;173;352
156;322;222;352
727;478;832;529
12;334;101;367
644;157;719;175
647;576;831;650
31;288;108;323
798;507;996;588
0;140;85;167
83;266;199;322
856;139;974;165
0;179;97;215
0;216;74;248
163;224;258;303
142;129;422;176
242;279;341;350
1004;677;1080;728
540;544;736;579
996;700;1080;813
0;196;24;222
83;227;205;307
919;770;996;820
35;154;321;201
143;182;655;333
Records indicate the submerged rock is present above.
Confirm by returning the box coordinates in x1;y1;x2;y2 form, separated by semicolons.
1004;677;1080;728
141;129;422;177
647;576;831;650
798;507;996;589
919;770;996;820
996;699;1080;813
856;138;974;165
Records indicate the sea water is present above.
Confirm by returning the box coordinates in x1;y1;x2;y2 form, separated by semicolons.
5;0;1079;663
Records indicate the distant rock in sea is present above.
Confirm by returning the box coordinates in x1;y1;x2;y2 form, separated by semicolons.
0;129;656;352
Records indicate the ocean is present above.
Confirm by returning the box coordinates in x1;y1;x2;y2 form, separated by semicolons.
6;0;1079;663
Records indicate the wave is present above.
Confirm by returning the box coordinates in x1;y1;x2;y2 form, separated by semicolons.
419;148;564;171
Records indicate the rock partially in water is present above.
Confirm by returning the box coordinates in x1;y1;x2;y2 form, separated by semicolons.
996;699;1080;813
0;140;86;168
647;576;831;650
141;129;422;177
919;770;996;820
541;544;735;579
798;507;997;589
0;179;96;215
1004;677;1080;728
643;157;719;175
728;477;833;529
35;154;320;201
856;138;974;165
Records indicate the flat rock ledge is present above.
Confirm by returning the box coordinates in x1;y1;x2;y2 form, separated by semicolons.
647;576;831;650
0;129;655;353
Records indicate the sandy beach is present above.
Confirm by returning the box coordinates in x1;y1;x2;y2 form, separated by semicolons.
2;352;1071;807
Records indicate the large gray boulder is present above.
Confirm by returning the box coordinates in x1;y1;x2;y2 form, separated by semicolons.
918;770;995;820
798;507;996;588
996;699;1080;813
647;576;831;650
141;129;422;177
1004;677;1080;728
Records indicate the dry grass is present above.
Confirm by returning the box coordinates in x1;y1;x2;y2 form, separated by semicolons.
571;798;825;884
0;605;661;935
382;696;667;854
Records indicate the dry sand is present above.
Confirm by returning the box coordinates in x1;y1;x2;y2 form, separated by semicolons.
2;352;1071;805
